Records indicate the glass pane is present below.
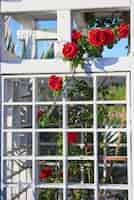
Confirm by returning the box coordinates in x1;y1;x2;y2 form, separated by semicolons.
99;190;128;200
37;160;63;184
36;40;56;59
4;105;32;129
99;159;128;184
4;78;32;102
97;76;126;100
98;132;127;157
97;105;126;128
4;160;32;184
68;189;94;200
68;132;93;156
37;132;62;156
36;20;57;30
36;105;62;128
68;105;93;128
4;132;32;156
36;78;62;101
3;186;32;200
37;189;63;200
67;77;93;101
68;161;94;184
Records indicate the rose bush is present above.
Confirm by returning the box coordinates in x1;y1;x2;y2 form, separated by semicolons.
62;19;129;70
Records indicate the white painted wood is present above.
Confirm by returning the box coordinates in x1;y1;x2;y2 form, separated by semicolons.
93;75;99;200
126;72;132;200
1;57;134;74
57;10;71;42
131;68;134;199
0;78;4;200
1;0;129;13
32;78;36;200
130;0;134;54
17;30;57;40
62;79;68;200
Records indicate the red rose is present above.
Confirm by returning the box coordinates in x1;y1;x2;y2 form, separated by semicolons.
117;23;129;39
103;28;115;44
85;144;91;153
88;28;106;46
72;30;82;41
88;28;115;46
39;166;52;181
37;110;45;120
67;132;78;144
48;75;62;91
62;42;78;59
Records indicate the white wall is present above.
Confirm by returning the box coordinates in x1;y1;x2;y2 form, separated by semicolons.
1;0;129;13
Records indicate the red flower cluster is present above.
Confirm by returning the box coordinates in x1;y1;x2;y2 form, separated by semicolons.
48;75;62;91
72;30;82;41
62;42;78;59
39;166;52;181
88;28;115;46
67;132;78;144
117;23;129;39
37;110;45;120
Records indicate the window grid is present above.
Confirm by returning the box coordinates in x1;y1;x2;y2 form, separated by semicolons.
0;72;131;200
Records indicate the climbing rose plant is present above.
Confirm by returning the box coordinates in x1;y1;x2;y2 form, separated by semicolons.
62;23;129;69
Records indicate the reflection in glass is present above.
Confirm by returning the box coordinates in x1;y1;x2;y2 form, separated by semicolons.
4;78;32;102
68;132;93;156
99;190;128;200
4;132;32;156
38;189;63;200
37;132;62;156
38;160;63;184
97;76;126;100
97;105;126;128
36;105;62;128
68;189;94;200
67;77;93;101
68;161;94;184
4;105;32;129
68;105;93;128
4;160;32;184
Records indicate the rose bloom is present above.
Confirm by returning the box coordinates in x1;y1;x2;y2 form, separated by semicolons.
88;28;106;46
39;166;52;181
67;132;78;144
103;28;115;44
62;42;78;59
37;110;45;120
85;144;91;153
72;30;82;41
117;23;129;39
48;75;62;91
88;28;115;46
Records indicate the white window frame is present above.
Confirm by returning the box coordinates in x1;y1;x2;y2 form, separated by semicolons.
0;8;134;200
0;70;133;200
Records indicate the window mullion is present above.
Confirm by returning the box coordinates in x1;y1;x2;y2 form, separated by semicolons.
63;78;68;200
1;77;4;200
32;78;36;200
126;73;132;200
93;75;99;200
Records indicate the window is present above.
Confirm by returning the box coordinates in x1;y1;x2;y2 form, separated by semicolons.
1;72;131;200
